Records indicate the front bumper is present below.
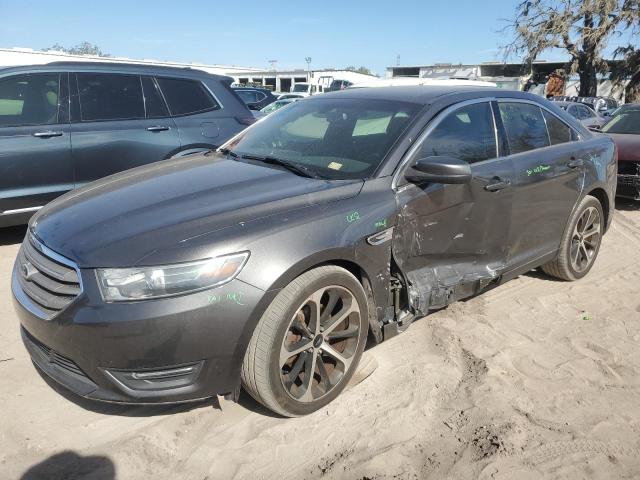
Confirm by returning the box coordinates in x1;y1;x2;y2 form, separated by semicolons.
617;174;640;200
13;263;275;404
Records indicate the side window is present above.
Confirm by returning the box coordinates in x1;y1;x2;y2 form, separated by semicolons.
141;76;168;118
417;102;497;164
156;77;219;116
77;73;144;121
0;73;61;127
543;110;575;145
498;102;550;154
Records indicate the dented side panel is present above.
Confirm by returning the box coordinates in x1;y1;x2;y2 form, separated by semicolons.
392;157;515;314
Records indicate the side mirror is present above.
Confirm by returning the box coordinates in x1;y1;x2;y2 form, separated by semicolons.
405;156;472;184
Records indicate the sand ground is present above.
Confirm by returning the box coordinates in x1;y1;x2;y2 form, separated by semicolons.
1;202;639;480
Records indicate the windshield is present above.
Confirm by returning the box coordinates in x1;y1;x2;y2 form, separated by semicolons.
223;98;420;179
601;109;640;134
292;84;308;92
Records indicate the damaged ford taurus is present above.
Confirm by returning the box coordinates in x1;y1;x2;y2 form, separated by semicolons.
12;86;616;417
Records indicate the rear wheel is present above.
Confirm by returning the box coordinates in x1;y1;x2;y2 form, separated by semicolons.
541;195;604;281
241;266;368;417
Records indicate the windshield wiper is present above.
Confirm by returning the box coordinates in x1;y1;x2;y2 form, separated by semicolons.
218;147;239;158
240;154;327;179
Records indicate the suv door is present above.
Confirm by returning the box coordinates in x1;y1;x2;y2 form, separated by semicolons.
497;101;584;265
156;76;229;148
0;72;72;225
393;101;514;312
70;72;180;186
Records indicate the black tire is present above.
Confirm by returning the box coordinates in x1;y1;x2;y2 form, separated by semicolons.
241;265;368;417
541;195;604;281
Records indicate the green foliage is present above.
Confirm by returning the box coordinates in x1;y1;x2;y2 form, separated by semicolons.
47;42;111;57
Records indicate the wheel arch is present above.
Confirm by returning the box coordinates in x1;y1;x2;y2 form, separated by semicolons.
585;187;610;232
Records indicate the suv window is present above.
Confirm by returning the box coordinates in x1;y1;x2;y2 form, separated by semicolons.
141;76;168;118
543;110;575;145
77;73;144;121
499;102;549;154
417;102;497;164
156;77;219;116
0;73;61;127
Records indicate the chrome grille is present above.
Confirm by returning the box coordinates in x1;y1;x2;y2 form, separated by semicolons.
15;234;81;319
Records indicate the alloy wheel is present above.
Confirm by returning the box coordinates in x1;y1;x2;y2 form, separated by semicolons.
279;285;361;403
570;206;601;274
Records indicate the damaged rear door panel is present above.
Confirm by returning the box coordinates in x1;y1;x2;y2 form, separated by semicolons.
392;100;515;315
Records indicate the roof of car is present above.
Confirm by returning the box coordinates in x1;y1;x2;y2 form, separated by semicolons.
317;85;537;105
0;61;229;80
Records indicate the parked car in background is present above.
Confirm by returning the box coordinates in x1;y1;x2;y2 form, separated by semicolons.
601;104;640;200
325;79;353;92
289;82;322;96
550;96;619;116
13;86;615;417
260;97;300;115
278;93;305;100
0;62;254;227
231;87;278;111
552;101;607;129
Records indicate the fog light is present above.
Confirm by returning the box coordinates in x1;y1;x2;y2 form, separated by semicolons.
107;362;203;391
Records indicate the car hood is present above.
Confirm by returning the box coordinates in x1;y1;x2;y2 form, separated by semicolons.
607;133;640;162
31;154;363;268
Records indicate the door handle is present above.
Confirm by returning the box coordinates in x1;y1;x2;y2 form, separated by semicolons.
484;178;510;192
146;125;170;132
568;158;584;168
32;131;63;138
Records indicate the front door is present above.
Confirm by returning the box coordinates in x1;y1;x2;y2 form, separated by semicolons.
0;72;73;224
392;101;514;313
496;101;584;265
70;72;180;187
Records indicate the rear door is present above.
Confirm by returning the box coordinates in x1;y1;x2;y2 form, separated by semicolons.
0;72;73;220
497;100;584;265
393;100;514;312
70;72;180;186
156;76;230;150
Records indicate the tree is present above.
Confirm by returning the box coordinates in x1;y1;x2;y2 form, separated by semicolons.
503;0;639;97
47;42;111;57
611;24;640;102
345;66;374;76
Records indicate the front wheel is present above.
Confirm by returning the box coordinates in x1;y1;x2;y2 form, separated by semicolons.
541;195;604;281
241;266;368;417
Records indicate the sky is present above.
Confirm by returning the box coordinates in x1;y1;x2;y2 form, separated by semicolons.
0;0;635;75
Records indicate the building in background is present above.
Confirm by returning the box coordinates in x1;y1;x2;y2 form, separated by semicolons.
231;69;377;93
0;47;262;77
386;61;628;101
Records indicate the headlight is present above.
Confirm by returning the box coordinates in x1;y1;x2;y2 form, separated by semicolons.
96;252;249;301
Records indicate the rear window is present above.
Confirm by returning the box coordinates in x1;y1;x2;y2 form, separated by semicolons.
77;73;145;121
543;111;576;145
141;76;168;118
156;77;219;116
499;102;550;154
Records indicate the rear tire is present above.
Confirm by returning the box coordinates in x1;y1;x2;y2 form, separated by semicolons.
541;195;604;281
241;265;368;417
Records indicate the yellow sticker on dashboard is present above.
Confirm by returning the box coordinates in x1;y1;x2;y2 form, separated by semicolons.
328;162;343;170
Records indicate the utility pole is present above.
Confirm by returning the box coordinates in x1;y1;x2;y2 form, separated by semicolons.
305;56;312;81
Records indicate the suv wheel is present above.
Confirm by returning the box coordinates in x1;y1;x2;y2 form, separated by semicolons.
541;195;604;281
241;266;368;417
